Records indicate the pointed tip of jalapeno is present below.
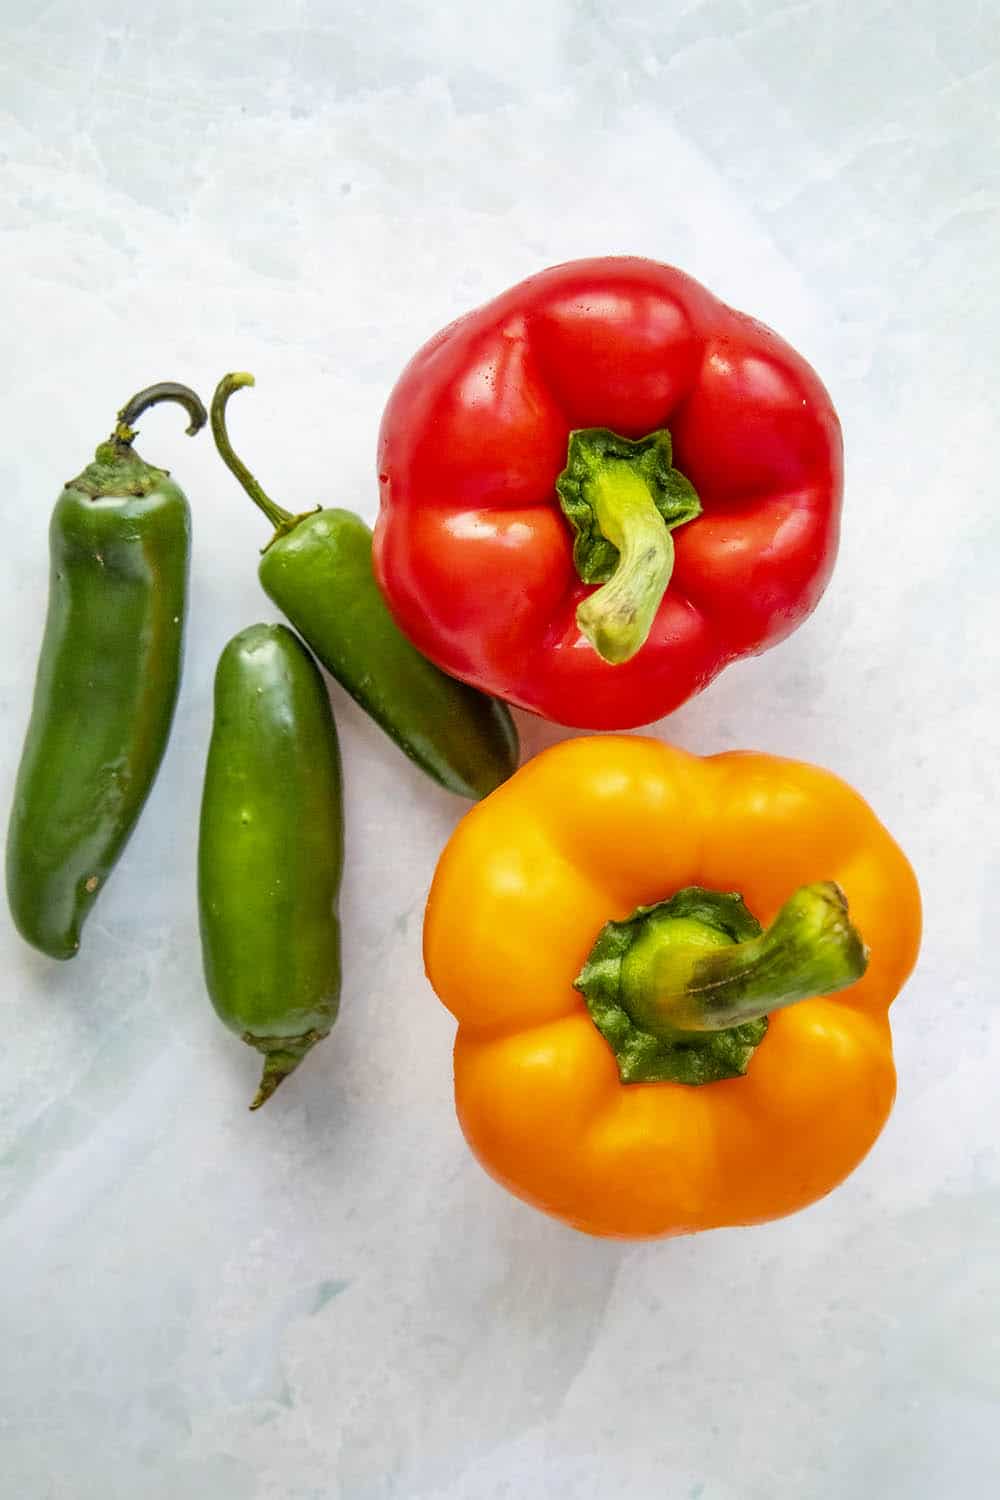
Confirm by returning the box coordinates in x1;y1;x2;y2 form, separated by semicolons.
248;1033;327;1110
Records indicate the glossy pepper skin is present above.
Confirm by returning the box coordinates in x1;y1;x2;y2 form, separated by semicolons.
210;375;518;800
6;383;206;959
198;624;343;1108
424;737;921;1239
375;257;843;729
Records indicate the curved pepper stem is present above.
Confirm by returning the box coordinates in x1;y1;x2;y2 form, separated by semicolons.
575;470;677;664
70;382;207;498
575;882;868;1086
623;882;868;1037
211;372;319;543
114;382;208;443
556;427;701;664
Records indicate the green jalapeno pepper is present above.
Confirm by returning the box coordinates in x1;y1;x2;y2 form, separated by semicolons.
199;623;343;1109
6;382;206;960
209;374;518;801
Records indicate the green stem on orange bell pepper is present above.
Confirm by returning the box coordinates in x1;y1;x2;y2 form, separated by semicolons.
575;882;868;1085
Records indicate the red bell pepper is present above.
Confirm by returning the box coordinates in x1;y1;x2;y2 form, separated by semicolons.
374;257;843;729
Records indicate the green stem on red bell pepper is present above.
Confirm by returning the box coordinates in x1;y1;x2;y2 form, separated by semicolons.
575;882;868;1085
575;467;678;665
556;427;701;664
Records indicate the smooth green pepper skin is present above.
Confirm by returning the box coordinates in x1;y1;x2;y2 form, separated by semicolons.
260;509;518;800
198;623;343;1109
210;374;519;800
6;384;204;959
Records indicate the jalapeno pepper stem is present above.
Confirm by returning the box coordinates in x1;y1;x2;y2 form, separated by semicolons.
113;382;208;444
575;465;677;664
621;881;868;1039
210;372;301;537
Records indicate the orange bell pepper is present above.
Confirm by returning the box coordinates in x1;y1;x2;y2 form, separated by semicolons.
424;736;921;1239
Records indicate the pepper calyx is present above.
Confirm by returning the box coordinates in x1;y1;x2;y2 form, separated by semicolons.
557;427;700;582
65;381;207;500
556;427;700;664
576;887;766;1085
68;447;169;501
575;882;868;1086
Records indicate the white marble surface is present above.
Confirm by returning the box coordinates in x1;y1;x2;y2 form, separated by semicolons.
1;2;998;1495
